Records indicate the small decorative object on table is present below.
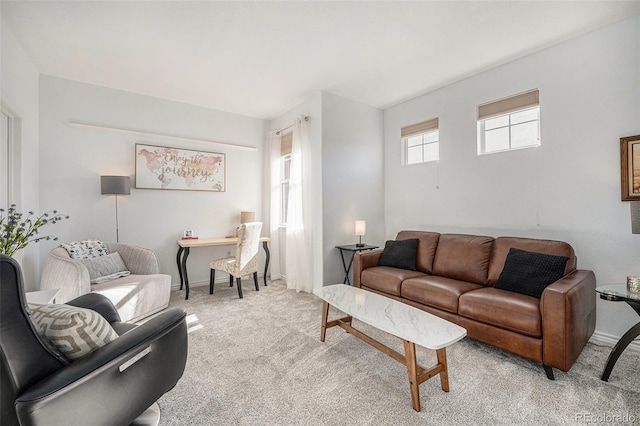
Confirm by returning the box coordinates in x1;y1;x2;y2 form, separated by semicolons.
182;230;198;240
627;275;640;293
0;205;69;256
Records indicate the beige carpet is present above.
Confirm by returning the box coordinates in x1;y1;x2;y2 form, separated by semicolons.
158;279;640;425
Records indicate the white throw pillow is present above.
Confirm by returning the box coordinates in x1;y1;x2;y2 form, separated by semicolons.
28;303;119;360
79;252;131;284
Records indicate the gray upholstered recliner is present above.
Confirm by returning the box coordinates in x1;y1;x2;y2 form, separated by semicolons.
41;242;171;323
0;254;188;426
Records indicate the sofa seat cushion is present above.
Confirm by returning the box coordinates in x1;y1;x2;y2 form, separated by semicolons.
91;273;171;323
360;266;426;296
401;276;484;314
458;287;542;338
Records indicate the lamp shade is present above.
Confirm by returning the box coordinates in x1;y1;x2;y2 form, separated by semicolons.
240;211;256;224
355;220;366;236
101;176;131;195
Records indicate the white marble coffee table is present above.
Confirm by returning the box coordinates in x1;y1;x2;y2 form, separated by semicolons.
317;284;467;412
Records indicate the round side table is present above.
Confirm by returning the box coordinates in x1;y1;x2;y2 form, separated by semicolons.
595;284;640;382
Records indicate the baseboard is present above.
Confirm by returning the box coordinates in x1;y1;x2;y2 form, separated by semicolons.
589;330;640;353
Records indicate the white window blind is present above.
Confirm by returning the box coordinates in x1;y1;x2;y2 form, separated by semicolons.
280;132;292;156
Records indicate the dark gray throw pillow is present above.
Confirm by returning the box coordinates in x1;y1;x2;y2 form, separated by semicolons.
378;239;419;271
494;248;569;298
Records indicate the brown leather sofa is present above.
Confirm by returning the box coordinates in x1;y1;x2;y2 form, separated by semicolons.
353;231;596;379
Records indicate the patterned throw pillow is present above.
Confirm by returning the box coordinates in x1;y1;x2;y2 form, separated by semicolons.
28;303;119;360
60;239;109;259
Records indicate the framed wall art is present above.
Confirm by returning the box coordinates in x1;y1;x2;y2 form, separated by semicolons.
135;144;226;191
620;134;640;201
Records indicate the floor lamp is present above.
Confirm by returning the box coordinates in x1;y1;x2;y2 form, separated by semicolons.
101;175;130;243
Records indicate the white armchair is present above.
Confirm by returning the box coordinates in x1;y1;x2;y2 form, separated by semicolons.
41;242;171;322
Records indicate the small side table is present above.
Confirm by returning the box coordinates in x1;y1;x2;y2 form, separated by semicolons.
25;289;60;304
595;284;640;382
335;244;379;285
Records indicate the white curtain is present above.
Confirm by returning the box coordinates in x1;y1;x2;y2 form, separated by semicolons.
266;131;282;280
285;117;314;293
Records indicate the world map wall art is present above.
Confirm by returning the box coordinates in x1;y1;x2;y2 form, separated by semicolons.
135;143;226;191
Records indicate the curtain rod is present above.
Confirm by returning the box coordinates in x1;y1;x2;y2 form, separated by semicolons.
67;121;257;151
276;115;309;135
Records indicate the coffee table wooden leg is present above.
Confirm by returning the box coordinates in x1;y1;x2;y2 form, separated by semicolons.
436;348;449;392
320;301;330;342
403;340;421;412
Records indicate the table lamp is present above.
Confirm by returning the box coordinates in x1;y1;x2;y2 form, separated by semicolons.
241;211;256;224
355;220;366;247
235;211;256;236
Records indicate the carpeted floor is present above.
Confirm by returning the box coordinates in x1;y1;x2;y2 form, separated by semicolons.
157;280;640;425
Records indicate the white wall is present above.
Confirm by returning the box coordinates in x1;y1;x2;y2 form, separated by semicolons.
321;92;385;285
383;17;640;340
39;76;266;288
1;16;41;289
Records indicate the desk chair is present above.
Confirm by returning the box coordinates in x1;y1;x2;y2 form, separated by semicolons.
210;222;263;299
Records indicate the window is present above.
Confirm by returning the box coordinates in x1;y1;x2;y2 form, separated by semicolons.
477;89;540;155
401;117;439;165
280;132;292;225
281;154;291;225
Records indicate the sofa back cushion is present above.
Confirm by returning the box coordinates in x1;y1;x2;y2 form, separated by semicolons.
432;234;494;285
487;236;576;285
396;231;440;274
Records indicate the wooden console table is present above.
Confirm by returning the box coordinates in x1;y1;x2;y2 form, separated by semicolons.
176;237;270;300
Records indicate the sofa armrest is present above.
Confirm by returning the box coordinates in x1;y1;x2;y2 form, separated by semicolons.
540;269;596;372
107;243;161;275
353;249;383;288
40;249;91;303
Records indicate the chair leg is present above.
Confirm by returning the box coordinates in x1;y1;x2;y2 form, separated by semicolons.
253;272;259;291
229;275;234;287
209;269;215;294
236;277;243;299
